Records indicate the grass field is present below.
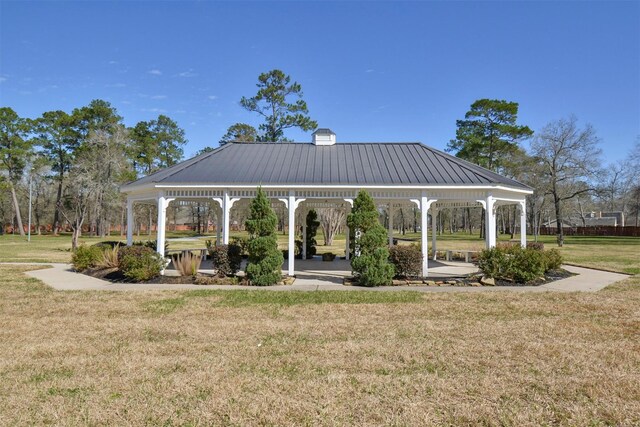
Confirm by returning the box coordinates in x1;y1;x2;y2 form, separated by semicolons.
1;231;638;424
0;264;639;425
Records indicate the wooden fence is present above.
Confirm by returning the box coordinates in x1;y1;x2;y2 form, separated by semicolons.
538;226;640;237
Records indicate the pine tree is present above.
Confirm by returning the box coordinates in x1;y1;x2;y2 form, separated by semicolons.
347;190;395;286
245;187;283;285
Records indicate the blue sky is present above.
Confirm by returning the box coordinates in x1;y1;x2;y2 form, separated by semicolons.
1;1;638;163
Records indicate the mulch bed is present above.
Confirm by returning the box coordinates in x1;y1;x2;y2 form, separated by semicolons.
81;268;296;286
344;268;576;287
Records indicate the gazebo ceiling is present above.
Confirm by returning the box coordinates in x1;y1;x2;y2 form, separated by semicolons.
121;142;531;191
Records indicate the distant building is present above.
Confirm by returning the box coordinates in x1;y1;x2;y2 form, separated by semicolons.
585;211;624;227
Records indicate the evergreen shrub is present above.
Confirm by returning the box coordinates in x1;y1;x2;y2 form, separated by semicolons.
72;245;104;271
245;187;284;286
305;210;320;258
389;245;422;278
211;244;243;277
117;246;165;282
347;191;395;286
478;245;564;284
543;248;563;271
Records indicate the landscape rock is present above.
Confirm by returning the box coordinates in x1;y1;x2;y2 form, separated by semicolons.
480;276;495;286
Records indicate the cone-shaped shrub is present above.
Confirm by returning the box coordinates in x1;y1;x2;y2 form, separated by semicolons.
347;190;395;286
305;209;320;258
245;187;283;286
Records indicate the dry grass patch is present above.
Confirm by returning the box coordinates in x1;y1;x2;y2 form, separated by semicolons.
0;265;639;425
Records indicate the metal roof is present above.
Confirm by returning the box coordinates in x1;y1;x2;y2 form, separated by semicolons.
122;142;531;190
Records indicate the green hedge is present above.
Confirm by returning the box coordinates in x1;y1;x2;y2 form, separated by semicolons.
71;245;104;271
117;246;165;282
210;243;243;277
478;245;564;284
388;245;422;278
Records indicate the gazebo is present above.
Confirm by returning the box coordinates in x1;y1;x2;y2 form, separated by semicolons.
120;129;532;277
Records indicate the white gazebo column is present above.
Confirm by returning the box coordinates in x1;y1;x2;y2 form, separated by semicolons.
388;203;394;246
485;195;496;248
126;198;134;246
519;200;527;248
431;207;437;260
221;190;240;245
420;194;428;276
281;192;305;277
156;195;174;273
288;193;296;276
417;192;436;277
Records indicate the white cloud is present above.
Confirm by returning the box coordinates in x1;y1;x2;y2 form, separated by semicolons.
148;69;162;75
121;100;132;105
179;69;197;78
151;95;167;100
365;69;375;73
108;60;118;65
106;83;126;88
142;107;167;113
0;76;6;83
208;95;218;100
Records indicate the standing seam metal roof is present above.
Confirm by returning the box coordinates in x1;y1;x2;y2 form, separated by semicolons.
122;142;531;190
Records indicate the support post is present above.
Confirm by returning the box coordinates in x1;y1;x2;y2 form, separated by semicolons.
126;198;133;246
420;192;429;277
156;195;174;274
221;191;240;245
287;192;296;276
485;195;496;248
431;207;437;260
388;203;394;246
223;190;230;245
519;200;527;248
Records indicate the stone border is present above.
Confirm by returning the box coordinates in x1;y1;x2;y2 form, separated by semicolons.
1;262;629;293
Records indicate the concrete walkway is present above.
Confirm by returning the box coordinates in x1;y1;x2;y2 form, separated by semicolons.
2;261;629;293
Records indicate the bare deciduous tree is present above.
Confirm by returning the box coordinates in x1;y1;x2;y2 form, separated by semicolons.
317;208;345;246
59;126;131;248
530;116;601;246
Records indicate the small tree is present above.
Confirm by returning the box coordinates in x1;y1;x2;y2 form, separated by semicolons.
347;190;394;286
245;187;283;285
318;207;345;246
304;209;320;258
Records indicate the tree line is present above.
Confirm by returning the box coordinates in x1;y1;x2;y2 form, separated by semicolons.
446;99;639;246
2;69;638;248
0;100;187;248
